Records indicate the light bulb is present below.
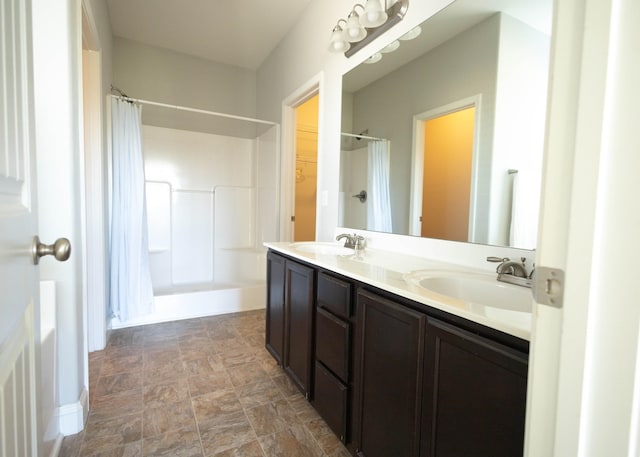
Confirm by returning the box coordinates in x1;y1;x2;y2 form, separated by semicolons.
360;0;387;28
328;23;350;53
346;12;367;42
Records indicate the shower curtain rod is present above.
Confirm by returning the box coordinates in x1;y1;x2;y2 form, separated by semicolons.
341;132;386;142
109;94;278;127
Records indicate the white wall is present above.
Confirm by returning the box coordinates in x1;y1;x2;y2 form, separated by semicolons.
255;125;280;244
490;14;550;248
86;0;113;328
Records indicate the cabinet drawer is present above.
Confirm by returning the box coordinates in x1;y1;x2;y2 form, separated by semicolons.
316;307;350;382
313;361;348;443
317;272;352;319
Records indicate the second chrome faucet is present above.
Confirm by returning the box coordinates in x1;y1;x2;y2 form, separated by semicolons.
487;256;534;288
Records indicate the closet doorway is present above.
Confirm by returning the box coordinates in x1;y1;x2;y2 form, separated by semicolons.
293;94;319;241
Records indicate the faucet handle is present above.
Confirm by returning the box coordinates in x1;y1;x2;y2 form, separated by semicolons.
486;256;509;263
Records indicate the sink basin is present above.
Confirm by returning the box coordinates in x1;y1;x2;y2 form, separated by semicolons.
291;242;354;256
405;270;532;313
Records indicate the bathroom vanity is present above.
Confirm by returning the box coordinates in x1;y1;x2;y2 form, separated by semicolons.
264;242;530;457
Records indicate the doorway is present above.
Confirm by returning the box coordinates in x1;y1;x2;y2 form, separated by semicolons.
294;94;319;241
421;106;475;240
281;75;322;242
410;95;481;241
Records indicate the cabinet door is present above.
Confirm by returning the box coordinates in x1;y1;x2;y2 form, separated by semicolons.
355;290;426;457
421;318;528;457
284;260;315;397
265;251;286;364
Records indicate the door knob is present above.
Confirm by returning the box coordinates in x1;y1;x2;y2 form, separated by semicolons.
32;236;71;265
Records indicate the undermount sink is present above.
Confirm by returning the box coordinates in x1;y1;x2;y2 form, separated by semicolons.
404;270;532;313
291;242;354;256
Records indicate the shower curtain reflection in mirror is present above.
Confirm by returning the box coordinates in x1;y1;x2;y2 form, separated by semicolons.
109;98;154;321
367;140;393;232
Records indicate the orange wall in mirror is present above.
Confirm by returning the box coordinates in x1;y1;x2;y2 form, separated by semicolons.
422;106;475;241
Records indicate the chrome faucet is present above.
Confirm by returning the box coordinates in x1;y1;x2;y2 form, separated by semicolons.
487;256;532;287
336;233;365;250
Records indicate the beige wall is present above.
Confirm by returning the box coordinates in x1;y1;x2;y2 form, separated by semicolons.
113;37;256;119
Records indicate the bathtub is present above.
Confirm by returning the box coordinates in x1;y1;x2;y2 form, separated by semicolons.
111;248;266;329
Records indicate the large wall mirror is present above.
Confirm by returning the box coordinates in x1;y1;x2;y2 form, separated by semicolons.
339;0;552;250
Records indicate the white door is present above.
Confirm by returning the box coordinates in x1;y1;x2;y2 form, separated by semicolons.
1;0;41;454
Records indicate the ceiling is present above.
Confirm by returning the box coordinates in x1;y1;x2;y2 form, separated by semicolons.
106;0;313;71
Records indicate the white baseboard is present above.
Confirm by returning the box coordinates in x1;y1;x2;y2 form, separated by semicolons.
58;387;88;435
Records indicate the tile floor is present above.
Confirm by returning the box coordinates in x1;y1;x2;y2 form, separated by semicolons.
59;309;351;457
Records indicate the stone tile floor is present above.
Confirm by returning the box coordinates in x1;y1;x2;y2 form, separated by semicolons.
60;309;351;457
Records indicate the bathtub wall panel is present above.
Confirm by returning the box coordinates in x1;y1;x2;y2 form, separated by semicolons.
142;125;255;290
172;190;214;284
215;186;254;249
146;181;171;252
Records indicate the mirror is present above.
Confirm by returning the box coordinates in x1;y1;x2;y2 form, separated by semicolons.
339;0;552;250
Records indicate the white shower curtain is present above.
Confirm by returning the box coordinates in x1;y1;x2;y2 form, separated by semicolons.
110;98;154;321
367;140;393;232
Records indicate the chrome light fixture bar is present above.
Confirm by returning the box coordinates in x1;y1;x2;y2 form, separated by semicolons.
344;0;409;58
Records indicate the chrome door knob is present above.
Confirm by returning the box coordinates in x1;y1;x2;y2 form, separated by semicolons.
32;236;71;265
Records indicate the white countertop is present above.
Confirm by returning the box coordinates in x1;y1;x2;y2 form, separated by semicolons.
265;242;532;341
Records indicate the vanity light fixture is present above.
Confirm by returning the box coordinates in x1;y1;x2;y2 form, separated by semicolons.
329;0;409;57
328;19;351;53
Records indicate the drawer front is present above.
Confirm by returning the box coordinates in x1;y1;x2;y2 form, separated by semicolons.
316;307;350;382
314;361;348;443
317;272;352;319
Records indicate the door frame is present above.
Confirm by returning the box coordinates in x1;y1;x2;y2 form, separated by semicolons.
81;0;108;353
409;95;482;239
525;0;640;454
280;73;324;242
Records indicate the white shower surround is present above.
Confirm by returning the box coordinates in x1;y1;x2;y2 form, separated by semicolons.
112;123;278;329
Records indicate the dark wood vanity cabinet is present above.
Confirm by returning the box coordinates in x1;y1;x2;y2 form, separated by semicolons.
421;318;528;457
354;289;427;457
265;249;529;457
265;251;315;398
